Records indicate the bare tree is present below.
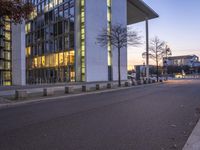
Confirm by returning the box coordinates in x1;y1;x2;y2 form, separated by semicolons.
97;24;141;86
142;36;166;82
0;0;34;23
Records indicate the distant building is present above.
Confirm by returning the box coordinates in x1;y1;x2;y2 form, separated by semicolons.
193;61;200;67
135;65;157;80
163;55;199;67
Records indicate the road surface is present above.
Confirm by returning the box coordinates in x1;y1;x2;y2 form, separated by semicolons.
0;80;200;150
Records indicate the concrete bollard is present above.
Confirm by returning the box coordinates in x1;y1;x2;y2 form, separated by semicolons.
125;81;131;87
137;80;143;85
96;84;102;90
132;80;137;86
143;80;148;84
43;88;54;96
148;79;152;84
82;85;91;92
107;83;113;89
65;86;73;94
15;90;28;100
152;80;156;83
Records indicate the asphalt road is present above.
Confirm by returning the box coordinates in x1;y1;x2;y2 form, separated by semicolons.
0;80;200;150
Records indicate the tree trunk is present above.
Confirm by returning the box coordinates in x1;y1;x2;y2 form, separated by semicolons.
156;60;159;82
118;47;121;87
156;48;159;82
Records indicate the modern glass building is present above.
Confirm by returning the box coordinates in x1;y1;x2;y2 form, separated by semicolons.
0;17;12;86
25;0;76;84
9;0;158;86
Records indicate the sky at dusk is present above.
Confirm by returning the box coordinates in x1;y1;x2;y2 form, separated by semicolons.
128;0;200;69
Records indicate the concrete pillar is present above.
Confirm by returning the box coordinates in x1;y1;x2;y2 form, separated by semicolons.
12;21;26;86
145;19;149;79
75;0;81;82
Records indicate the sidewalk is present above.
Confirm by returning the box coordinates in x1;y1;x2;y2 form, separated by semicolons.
0;81;121;97
0;81;118;92
0;81;163;109
183;119;200;150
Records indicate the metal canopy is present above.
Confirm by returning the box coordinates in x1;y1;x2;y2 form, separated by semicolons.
127;0;159;25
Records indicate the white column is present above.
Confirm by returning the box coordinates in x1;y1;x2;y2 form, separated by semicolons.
85;0;108;82
145;18;149;79
12;21;26;85
75;0;81;82
112;0;127;81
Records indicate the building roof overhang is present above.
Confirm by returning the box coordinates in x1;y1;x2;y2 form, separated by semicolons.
127;0;159;25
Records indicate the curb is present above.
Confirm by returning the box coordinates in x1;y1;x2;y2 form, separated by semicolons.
0;82;163;110
183;119;200;150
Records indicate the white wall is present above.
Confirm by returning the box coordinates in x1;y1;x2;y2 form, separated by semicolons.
112;0;128;81
85;0;108;82
12;22;26;85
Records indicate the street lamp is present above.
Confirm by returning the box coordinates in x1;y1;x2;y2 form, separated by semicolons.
163;45;172;80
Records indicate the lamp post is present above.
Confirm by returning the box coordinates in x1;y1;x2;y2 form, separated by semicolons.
164;45;171;80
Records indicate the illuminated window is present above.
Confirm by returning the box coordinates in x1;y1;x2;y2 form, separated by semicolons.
3;81;11;86
54;0;58;7
28;8;37;20
25;0;76;84
41;56;45;67
45;55;50;67
5;42;11;50
4;52;11;60
58;0;63;5
49;0;53;9
69;51;75;64
5;32;11;41
34;58;38;68
5;16;10;21
59;52;64;65
37;56;42;68
4;62;11;70
25;23;31;33
3;71;11;79
49;54;54;67
54;53;59;67
5;22;10;31
70;71;75;81
64;52;69;65
44;2;49;12
26;47;31;56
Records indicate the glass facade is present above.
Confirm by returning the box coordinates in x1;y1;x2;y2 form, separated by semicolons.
26;0;75;84
80;0;85;81
0;17;12;86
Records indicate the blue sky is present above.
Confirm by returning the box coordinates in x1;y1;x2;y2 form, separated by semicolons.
128;0;200;69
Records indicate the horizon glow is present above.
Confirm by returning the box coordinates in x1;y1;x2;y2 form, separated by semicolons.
128;0;200;70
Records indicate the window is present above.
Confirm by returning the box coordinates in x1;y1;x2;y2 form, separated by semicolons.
53;23;57;36
59;5;64;19
58;21;63;35
5;22;10;31
5;32;11;41
26;47;31;57
25;0;76;84
58;37;63;50
54;8;58;21
5;42;11;51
